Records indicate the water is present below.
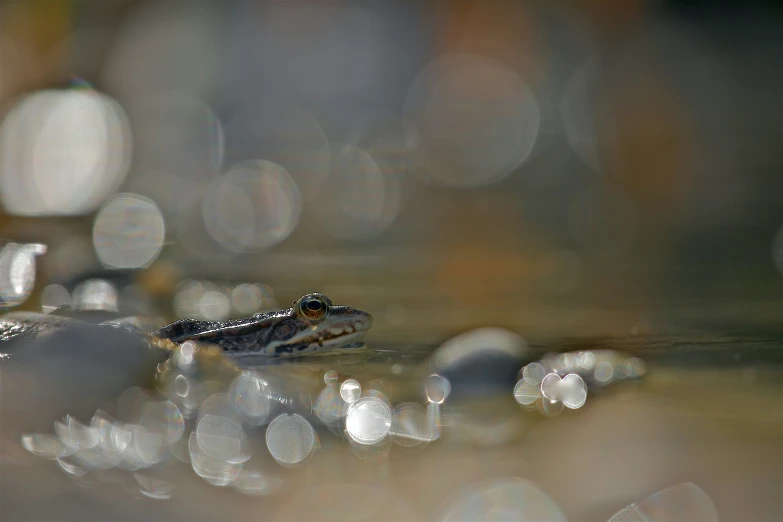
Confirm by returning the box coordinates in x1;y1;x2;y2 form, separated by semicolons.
2;322;781;521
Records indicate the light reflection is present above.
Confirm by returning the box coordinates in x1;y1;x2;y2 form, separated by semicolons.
536;397;564;417
425;374;451;404
189;431;242;486
196;393;249;463
540;373;562;402
265;413;317;467
314;383;346;429
71;279;118;311
627;357;647;378
312;145;395;240
198;290;230;321
432;327;528;377
0;243;46;306
131;424;165;467
222;97;330;202
324;370;339;385
560;374;588;409
175;280;275;319
22;399;188;478
56;458;88;477
21;433;68;460
173;279;208;318
345;395;392;445
93;193;165;269
230;283;275;315
0;89;131;216
140;400;185;445
134;472;175;500
427;402;444;439
126;92;224;215
233;469;282;497
594;361;615;384
405;54;540;187
580;351;596;370
55;415;99;452
347;110;420;220
340;378;362;404
522;362;546;384
18;347;650;505
201;160;301;252
513;379;540;407
196;414;246;462
230;373;273;426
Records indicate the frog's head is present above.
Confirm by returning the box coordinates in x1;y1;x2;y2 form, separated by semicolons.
264;293;373;356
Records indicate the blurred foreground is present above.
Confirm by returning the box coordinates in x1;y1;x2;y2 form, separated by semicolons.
1;1;783;521
1;325;781;521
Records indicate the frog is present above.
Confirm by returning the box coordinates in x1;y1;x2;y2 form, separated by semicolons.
152;292;373;356
0;293;373;359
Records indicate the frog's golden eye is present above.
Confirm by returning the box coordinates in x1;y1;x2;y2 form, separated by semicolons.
295;294;330;322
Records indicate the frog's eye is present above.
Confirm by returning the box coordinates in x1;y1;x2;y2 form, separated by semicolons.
295;294;330;322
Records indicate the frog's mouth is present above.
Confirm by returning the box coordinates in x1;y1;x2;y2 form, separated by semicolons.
301;323;370;349
264;311;373;356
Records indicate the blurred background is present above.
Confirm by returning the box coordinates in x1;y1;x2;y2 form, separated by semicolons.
1;1;782;521
1;0;783;339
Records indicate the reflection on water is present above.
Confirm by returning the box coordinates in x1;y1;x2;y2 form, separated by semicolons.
0;243;46;307
1;2;782;519
6;317;776;521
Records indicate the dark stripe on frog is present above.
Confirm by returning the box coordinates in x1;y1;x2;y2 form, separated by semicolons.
275;343;310;355
152;309;293;349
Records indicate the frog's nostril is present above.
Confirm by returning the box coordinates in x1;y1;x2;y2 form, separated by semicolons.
351;311;372;331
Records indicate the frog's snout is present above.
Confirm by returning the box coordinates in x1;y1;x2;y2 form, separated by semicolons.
335;306;372;333
356;309;373;331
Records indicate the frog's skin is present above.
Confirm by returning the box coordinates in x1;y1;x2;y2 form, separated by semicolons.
1;293;373;358
153;293;373;357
